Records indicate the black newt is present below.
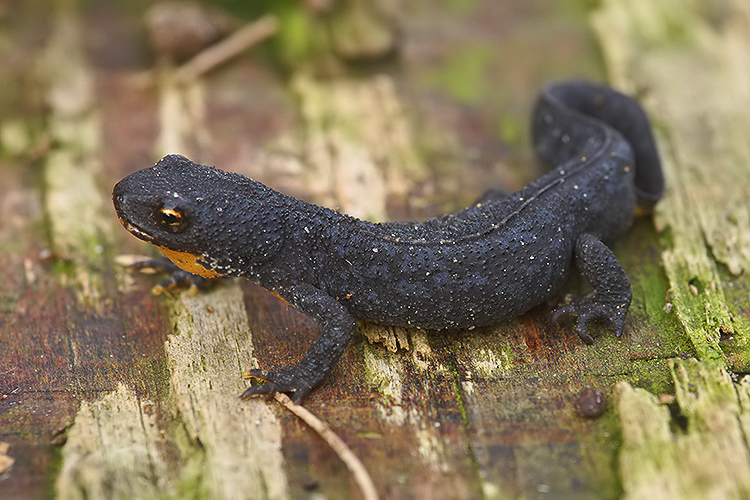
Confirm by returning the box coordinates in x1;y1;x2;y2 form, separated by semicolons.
113;81;663;402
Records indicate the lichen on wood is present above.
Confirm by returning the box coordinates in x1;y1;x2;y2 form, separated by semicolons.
38;12;114;301
592;0;750;369
265;73;433;222
616;359;750;500
166;282;289;500
55;283;289;500
56;384;176;500
594;0;750;497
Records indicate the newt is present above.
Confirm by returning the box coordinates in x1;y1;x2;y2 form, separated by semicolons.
113;81;663;402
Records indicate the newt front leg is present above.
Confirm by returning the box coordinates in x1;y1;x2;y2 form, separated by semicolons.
242;282;356;402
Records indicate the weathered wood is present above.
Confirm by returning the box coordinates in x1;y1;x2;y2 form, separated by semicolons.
593;0;750;497
593;0;750;367
3;0;749;499
1;5;173;500
616;359;750;499
40;10;113;302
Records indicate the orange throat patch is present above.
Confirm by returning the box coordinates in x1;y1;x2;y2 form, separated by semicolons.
156;246;224;279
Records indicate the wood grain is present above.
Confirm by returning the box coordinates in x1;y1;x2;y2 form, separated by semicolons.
2;1;748;499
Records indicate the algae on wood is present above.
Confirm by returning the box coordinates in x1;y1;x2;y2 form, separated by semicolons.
56;284;289;500
56;384;176;500
56;50;289;498
593;0;750;497
10;0;750;498
265;73;434;222
616;360;750;499
592;0;750;368
38;12;113;301
165;283;289;500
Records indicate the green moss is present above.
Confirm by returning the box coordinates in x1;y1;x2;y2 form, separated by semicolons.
576;408;624;498
423;44;495;105
662;254;729;368
712;264;750;370
0;292;19;313
627;359;675;395
443;0;478;15
274;3;322;67
47;441;65;500
616;359;750;498
213;0;320;68
622;224;695;359
169;418;210;500
496;114;524;148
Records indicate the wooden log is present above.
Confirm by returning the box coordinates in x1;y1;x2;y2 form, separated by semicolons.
593;0;750;497
2;1;749;498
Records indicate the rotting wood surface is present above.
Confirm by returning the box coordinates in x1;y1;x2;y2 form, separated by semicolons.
594;0;750;498
1;1;749;499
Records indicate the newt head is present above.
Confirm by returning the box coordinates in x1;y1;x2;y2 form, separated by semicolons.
113;154;284;279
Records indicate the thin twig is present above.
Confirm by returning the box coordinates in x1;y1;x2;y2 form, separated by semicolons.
273;392;380;500
173;14;278;84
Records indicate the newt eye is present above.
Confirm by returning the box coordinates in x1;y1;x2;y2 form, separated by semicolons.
154;202;189;233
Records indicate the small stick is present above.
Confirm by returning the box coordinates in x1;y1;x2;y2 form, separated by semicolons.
273;392;380;500
173;14;278;84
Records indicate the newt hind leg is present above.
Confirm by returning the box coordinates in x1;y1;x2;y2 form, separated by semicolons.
553;233;632;344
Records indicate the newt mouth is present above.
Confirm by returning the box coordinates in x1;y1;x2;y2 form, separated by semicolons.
112;189;157;244
119;218;157;243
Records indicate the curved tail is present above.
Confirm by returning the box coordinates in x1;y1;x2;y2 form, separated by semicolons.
532;81;664;211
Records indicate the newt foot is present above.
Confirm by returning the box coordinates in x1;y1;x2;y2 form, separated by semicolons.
128;257;208;293
241;368;314;403
553;295;628;345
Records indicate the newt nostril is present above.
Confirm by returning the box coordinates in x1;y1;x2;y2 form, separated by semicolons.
112;191;124;211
